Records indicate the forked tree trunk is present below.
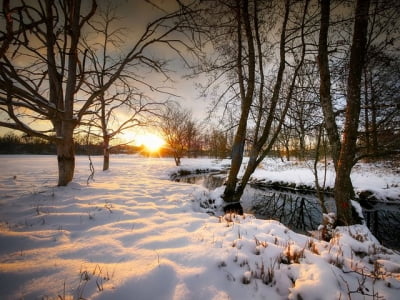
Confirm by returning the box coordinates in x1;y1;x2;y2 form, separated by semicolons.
230;0;301;204
224;0;302;207
57;129;75;186
224;134;246;202
233;151;258;202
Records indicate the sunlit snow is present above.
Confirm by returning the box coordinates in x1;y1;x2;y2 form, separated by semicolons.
0;155;399;299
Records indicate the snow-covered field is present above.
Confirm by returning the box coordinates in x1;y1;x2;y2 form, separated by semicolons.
0;155;399;299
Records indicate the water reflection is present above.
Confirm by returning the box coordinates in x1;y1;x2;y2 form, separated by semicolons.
242;186;335;233
245;187;400;250
363;206;400;250
174;172;400;250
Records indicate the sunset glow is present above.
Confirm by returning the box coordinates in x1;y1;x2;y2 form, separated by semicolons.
135;133;165;152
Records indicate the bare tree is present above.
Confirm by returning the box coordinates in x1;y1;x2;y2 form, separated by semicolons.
286;61;324;161
184;117;198;158
359;0;400;160
190;0;310;206
159;104;198;166
81;3;164;171
221;0;257;203
317;0;371;224
361;52;400;158
334;0;371;225
207;128;229;159
0;0;97;186
0;0;195;185
192;0;273;203
229;0;310;204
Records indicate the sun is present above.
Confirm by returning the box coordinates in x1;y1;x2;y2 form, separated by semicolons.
118;131;166;153
135;133;165;152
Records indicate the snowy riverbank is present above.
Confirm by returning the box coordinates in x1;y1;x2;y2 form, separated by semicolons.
0;155;399;299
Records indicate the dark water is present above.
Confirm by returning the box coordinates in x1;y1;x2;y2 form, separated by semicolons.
173;171;226;190
174;172;400;250
242;186;336;232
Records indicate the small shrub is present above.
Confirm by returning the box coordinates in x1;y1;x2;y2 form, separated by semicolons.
218;261;227;268
319;213;336;241
306;239;319;255
242;271;252;284
282;243;304;264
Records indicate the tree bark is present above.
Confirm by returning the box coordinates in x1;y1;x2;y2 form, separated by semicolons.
370;76;378;153
57;125;75;186
317;0;341;170
334;0;371;225
56;0;80;186
103;150;110;171
364;68;371;155
103;135;110;171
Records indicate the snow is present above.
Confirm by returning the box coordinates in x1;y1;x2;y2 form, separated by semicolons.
0;154;399;299
250;158;400;201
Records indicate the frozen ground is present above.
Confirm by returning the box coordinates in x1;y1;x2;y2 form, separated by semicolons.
0;155;399;299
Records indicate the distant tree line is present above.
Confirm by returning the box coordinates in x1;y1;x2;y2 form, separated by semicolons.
0;128;231;159
0;132;141;155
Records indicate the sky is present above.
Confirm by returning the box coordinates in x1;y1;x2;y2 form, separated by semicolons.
96;0;213;143
95;0;211;120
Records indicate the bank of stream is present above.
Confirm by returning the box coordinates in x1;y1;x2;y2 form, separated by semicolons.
172;171;400;251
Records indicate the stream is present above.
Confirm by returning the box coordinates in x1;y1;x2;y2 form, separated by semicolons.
173;172;400;250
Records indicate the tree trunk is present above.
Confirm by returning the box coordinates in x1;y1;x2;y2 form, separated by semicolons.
334;161;354;225
299;127;306;161
223;0;256;204
370;81;378;153
285;143;290;161
317;0;341;170
233;149;258;202
56;0;80;186
334;0;370;225
103;150;110;171
174;155;181;166
364;68;371;155
314;125;328;214
224;138;245;201
103;135;110;171
57;128;75;186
